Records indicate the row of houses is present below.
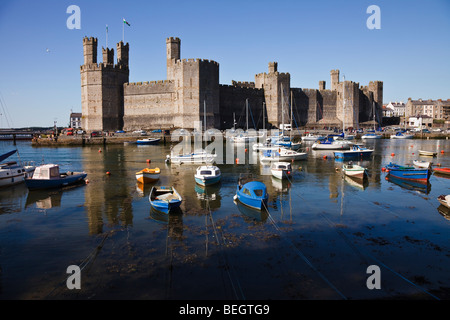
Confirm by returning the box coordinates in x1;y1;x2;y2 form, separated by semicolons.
382;98;450;129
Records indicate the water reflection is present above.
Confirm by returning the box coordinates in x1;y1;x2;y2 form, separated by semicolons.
436;204;450;221
234;199;268;223
0;183;28;214
343;175;369;190
385;176;431;194
82;146;133;234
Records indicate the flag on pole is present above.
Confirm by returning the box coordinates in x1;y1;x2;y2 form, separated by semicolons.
123;18;130;26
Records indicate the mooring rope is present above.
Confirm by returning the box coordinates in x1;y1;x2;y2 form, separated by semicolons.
207;198;246;300
282;170;441;300
261;200;348;299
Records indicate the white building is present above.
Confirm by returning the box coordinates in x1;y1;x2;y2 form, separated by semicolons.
385;101;405;117
70;112;82;129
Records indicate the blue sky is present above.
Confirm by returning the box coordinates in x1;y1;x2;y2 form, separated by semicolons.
0;0;449;128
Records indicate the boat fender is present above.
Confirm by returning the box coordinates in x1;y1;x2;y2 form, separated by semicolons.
391;153;395;156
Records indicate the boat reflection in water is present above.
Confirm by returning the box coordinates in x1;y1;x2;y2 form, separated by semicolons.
437;205;450;221
25;181;86;209
0;183;28;214
234;199;268;223
385;176;431;195
194;183;221;210
344;175;369;190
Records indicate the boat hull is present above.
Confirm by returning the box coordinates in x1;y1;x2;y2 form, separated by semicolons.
385;164;430;183
136;138;161;145
334;150;373;159
25;173;87;190
194;175;221;186
136;170;160;184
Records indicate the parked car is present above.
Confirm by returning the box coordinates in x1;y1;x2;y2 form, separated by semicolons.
422;129;430;133
152;129;162;133
91;131;101;137
77;130;85;134
116;130;126;133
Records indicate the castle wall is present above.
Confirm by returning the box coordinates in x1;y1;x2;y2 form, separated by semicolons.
123;81;176;130
219;85;266;130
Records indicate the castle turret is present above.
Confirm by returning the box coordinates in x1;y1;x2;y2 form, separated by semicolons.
102;47;114;65
331;69;340;91
166;37;181;80
255;62;290;127
83;37;98;65
117;41;129;67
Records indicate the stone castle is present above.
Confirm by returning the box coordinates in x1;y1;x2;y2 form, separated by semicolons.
80;36;383;132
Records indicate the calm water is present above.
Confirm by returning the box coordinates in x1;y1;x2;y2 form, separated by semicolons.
0;138;449;300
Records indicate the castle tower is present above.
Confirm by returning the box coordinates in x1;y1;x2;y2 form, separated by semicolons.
368;80;383;124
102;47;114;65
81;37;129;132
117;41;129;67
330;69;340;91
255;62;290;127
166;37;181;80
83;37;98;65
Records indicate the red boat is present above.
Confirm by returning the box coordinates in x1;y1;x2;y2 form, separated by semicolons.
433;167;450;176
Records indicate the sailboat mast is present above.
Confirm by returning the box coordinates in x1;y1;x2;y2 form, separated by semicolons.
281;83;284;136
246;98;249;131
263;102;265;130
290;90;293;140
204;100;206;131
342;75;345;133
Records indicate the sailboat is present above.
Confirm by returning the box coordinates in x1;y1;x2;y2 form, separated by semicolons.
270;86;302;150
362;101;382;139
0;149;35;188
232;99;258;144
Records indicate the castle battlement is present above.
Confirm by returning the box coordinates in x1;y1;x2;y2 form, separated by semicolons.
174;58;219;66
80;63;128;72
255;72;290;77
231;81;255;88
125;80;174;86
83;37;97;43
166;37;180;42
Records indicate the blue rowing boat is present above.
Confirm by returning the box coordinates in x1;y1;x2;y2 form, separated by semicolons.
384;162;431;183
234;175;268;210
149;186;182;214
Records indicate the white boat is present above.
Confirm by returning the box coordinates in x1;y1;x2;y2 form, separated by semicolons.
361;132;382;139
194;165;221;186
342;162;368;180
390;132;414;139
167;149;216;164
301;133;323;141
24;164;87;190
0;150;35;188
260;147;307;162
311;138;352;150
270;162;292;180
0;161;32;188
418;150;437;157
413;160;432;168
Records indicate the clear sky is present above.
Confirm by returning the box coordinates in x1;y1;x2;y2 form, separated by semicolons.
0;0;449;128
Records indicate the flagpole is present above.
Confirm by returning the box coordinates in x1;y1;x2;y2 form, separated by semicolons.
106;25;108;48
122;18;124;43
